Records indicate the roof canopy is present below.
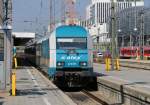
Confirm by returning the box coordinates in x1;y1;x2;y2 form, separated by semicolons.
12;32;35;38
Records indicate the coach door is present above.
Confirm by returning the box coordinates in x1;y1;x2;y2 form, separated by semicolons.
0;31;4;89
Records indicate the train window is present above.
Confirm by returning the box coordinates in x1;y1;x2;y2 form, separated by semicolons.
57;38;87;49
0;33;4;61
145;50;150;54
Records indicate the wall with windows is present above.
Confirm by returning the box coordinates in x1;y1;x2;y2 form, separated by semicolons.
106;7;150;47
87;0;144;25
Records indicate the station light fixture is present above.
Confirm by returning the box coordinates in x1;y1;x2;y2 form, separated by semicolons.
134;27;137;31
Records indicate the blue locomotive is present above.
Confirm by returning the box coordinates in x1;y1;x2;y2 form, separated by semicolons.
26;25;97;88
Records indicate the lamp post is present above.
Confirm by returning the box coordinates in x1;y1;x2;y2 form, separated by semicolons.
116;16;121;57
97;27;100;50
140;9;144;60
134;0;137;34
117;29;121;56
121;35;125;47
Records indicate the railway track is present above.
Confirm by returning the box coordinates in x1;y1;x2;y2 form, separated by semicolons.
32;66;107;105
81;90;109;105
28;62;109;105
119;60;150;70
65;89;109;105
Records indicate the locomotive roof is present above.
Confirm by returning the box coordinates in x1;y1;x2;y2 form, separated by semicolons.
36;25;88;43
56;25;88;37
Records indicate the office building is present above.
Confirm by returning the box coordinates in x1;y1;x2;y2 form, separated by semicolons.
87;0;144;25
83;0;144;51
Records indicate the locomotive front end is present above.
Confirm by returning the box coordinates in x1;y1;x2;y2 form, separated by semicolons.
54;26;96;88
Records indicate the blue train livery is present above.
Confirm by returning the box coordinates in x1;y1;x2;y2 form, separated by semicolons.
25;25;97;88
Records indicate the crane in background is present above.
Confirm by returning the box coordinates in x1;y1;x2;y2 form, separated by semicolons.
65;0;76;25
49;0;55;32
49;0;77;32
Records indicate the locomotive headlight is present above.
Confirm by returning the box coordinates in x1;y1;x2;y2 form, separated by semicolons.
57;62;64;67
80;62;87;66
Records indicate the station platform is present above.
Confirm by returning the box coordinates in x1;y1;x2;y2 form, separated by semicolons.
120;59;150;64
94;63;150;87
94;63;150;104
0;66;76;105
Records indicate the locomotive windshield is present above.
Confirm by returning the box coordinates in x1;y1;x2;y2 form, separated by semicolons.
57;38;87;49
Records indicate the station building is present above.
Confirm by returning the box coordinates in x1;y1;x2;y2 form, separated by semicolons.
0;0;13;90
86;0;144;26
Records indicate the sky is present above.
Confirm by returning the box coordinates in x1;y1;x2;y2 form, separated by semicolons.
12;0;90;33
13;0;150;33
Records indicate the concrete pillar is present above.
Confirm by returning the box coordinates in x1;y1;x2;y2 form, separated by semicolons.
4;29;12;88
0;29;5;89
0;26;12;90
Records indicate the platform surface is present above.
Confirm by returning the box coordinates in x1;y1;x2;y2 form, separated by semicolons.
94;63;150;90
0;66;76;105
120;59;150;63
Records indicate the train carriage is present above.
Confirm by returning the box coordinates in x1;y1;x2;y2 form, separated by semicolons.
120;46;150;59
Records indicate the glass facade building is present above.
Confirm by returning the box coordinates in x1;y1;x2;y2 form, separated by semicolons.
111;7;150;47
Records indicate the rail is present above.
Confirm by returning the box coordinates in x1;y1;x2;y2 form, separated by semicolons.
82;90;109;105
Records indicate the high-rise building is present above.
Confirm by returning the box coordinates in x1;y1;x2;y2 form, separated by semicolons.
87;0;144;25
82;0;144;51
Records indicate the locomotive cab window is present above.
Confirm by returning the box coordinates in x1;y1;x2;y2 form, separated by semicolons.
56;38;87;49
